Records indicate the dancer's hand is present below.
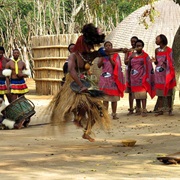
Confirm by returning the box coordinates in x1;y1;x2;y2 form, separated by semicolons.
79;86;88;93
122;48;128;53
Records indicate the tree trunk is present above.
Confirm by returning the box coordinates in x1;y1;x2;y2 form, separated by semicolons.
172;25;180;80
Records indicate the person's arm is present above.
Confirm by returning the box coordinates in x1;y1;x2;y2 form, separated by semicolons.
97;57;103;68
124;52;129;65
3;63;11;94
105;47;128;55
151;49;158;65
17;62;29;78
82;47;128;62
68;54;87;92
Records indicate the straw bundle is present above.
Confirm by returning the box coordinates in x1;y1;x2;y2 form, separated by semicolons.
31;34;80;95
48;74;111;135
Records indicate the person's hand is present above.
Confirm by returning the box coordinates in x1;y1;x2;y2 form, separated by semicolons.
150;56;156;62
122;48;128;53
79;86;88;93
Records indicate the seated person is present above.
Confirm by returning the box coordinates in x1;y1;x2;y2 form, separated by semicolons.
0;98;25;129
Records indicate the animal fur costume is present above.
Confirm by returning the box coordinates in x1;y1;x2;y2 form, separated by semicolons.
0;98;15;129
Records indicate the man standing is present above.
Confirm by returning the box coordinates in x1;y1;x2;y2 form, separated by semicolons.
3;48;31;127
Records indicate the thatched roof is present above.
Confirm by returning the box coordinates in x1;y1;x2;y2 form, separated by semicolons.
106;0;180;57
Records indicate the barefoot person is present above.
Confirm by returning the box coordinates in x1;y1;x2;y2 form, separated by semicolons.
124;36;141;115
3;48;31;127
48;23;128;142
151;34;176;116
98;41;125;119
128;39;155;117
0;98;25;129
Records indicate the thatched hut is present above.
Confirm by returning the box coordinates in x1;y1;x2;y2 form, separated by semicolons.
32;0;180;95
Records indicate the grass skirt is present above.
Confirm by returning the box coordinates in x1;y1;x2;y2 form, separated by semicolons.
48;75;111;135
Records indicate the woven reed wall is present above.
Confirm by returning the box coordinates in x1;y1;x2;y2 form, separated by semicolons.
31;34;79;95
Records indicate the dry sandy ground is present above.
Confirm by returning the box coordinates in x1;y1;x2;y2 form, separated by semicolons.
0;79;180;180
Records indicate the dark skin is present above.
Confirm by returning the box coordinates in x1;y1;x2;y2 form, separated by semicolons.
97;42;118;118
124;38;140;115
0;50;11;102
128;42;147;114
151;35;173;116
68;45;128;142
5;49;28;102
68;47;128;93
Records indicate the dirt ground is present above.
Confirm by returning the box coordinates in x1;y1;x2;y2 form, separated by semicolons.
0;79;180;180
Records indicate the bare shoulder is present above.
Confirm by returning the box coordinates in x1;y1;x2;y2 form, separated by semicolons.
3;57;11;62
68;53;76;63
155;48;159;53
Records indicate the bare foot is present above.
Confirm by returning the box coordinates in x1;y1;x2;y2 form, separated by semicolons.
141;112;147;117
14;119;25;129
155;111;163;116
82;133;95;142
168;111;174;116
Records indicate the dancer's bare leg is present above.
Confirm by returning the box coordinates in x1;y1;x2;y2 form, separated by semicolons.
103;101;108;110
82;119;95;142
82;133;95;142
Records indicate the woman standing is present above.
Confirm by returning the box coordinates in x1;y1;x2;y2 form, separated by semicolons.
128;39;155;117
151;34;176;116
98;41;125;119
124;36;140;115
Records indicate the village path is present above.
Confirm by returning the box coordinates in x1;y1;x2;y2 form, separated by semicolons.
0;79;180;180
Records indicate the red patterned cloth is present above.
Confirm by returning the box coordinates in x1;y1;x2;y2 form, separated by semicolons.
0;57;3;70
10;79;29;94
99;53;125;98
130;51;155;99
155;47;176;96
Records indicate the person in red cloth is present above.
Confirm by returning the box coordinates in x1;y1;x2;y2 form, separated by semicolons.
98;41;125;119
128;39;155;117
124;36;140;115
49;23;128;142
0;46;11;102
151;34;176;116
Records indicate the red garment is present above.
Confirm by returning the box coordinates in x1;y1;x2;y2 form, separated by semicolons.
125;51;133;88
113;54;125;97
72;35;91;53
0;57;3;70
99;53;125;97
130;51;155;99
155;47;176;96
